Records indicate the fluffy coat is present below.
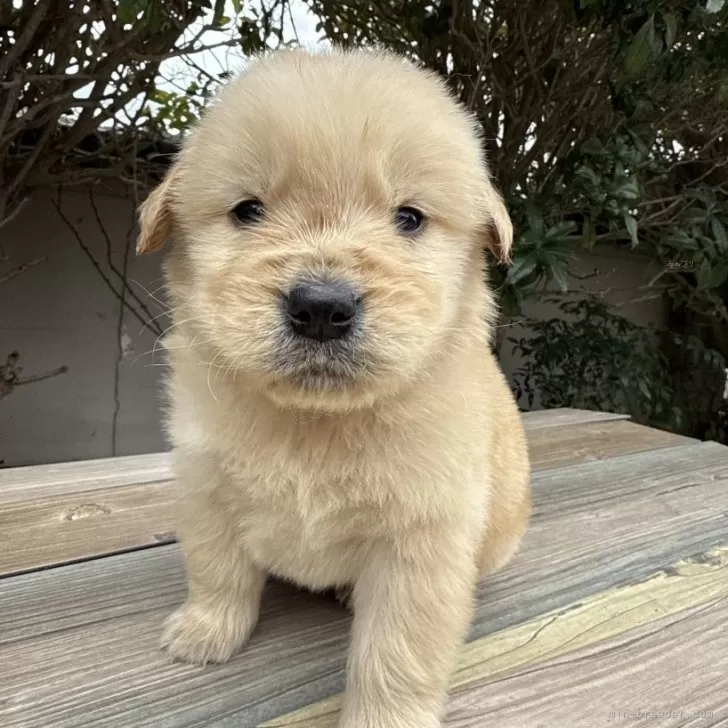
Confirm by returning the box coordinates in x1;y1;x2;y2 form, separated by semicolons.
137;47;531;728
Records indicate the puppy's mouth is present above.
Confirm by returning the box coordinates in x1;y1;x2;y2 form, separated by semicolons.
274;335;367;391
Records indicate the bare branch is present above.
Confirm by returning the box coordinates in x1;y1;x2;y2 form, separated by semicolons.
0;256;46;286
50;193;163;337
0;351;69;400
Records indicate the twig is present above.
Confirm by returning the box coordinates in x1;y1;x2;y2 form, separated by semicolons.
87;188;163;333
0;2;46;80
50;192;163;336
10;366;70;387
0;256;46;286
110;202;138;455
0;351;69;400
0;196;29;231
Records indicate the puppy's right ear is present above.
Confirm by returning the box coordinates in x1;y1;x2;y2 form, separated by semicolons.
483;182;514;265
136;166;180;255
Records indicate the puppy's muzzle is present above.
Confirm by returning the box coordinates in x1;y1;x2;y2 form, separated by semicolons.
285;279;361;343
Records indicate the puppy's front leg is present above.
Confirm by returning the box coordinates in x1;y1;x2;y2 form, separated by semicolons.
339;535;477;728
161;454;265;665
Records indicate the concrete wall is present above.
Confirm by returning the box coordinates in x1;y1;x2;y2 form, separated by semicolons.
0;187;668;467
0;186;168;467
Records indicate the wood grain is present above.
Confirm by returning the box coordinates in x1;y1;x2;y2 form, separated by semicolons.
2;441;727;728
521;407;629;430
0;452;172;502
444;593;728;727
527;419;692;470
0;450;174;576
0;417;691;577
0;480;175;576
262;545;728;727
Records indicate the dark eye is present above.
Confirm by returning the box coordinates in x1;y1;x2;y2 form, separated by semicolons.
394;206;425;236
232;199;265;225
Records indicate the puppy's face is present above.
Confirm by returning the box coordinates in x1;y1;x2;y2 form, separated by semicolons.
138;50;512;411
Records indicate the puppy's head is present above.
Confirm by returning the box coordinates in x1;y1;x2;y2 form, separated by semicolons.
138;49;512;411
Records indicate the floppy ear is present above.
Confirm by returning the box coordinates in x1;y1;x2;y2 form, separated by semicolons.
136;166;179;255
483;182;513;264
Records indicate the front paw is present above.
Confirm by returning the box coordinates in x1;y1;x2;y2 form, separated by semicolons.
338;713;440;728
160;599;258;665
338;703;441;728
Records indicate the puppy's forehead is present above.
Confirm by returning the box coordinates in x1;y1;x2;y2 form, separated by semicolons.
181;50;486;216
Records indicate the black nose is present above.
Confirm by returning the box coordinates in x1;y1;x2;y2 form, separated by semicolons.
286;280;359;342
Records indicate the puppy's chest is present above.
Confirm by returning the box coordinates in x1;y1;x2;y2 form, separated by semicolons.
215;413;484;584
234;463;393;539
231;469;383;585
220;438;447;583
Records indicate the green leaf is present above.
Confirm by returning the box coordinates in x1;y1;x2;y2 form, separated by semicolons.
716;74;728;105
507;254;540;285
211;0;226;26
638;379;652;401
575;165;600;186
551;265;570;293
699;260;728;289
525;202;544;236
499;286;523;317
623;15;655;79
624;213;639;247
118;0;141;23
150;88;174;104
581;138;604;156
614;177;640;201
626;129;650;159
545;221;578;240
583;217;596;249
712;219;728;252
697;259;714;289
231;0;243;13
663;13;678;49
685;187;710;205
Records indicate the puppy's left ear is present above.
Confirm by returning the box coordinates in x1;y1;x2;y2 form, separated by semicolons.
136;165;180;255
482;182;513;264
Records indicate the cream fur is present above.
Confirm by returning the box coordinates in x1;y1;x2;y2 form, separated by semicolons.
138;47;530;728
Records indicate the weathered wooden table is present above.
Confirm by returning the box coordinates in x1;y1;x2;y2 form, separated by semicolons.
1;408;727;727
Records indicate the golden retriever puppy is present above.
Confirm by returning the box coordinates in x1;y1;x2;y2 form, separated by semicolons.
137;47;530;728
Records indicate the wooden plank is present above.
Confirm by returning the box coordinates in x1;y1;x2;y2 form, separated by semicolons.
526;419;693;470
0;418;693;578
469;442;728;640
262;544;728;727
0;544;186;645
444;589;728;727
0;480;175;577
0;451;173;576
1;442;728;727
0;451;172;502
522;407;629;430
526;436;723;519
